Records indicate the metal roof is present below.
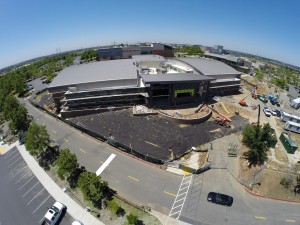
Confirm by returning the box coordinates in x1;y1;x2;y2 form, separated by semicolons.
141;73;214;84
177;58;240;76
49;59;137;88
132;54;165;62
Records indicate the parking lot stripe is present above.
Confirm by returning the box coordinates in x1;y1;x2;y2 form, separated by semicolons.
19;176;35;190
33;195;51;214
22;182;39;197
8;156;22;168
286;220;296;223
7;152;20;162
5;150;18;160
52;130;56;133
5;149;16;158
13;165;27;178
80;148;86;153
39;216;45;223
27;188;45;205
128;176;140;182
164;191;176;197
64;139;69;142
16;170;32;184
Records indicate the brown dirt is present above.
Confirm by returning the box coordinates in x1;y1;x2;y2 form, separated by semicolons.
211;102;252;120
251;170;300;201
241;76;273;94
239;144;300;201
275;146;289;163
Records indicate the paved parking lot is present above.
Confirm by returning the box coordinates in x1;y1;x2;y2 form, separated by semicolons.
0;147;73;225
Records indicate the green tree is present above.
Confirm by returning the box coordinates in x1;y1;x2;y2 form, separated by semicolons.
126;213;138;225
177;45;203;56
57;148;79;180
25;122;51;156
3;95;19;120
9;104;30;133
78;172;108;206
242;124;277;166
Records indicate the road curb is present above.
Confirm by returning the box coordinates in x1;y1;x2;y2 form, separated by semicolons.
244;187;300;203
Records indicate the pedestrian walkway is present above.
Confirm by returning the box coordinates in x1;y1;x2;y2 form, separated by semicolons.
2;141;189;225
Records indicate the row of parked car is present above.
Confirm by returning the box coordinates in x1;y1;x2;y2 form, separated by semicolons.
263;106;281;117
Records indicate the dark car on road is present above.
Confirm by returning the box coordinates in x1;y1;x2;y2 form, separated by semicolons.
207;192;233;206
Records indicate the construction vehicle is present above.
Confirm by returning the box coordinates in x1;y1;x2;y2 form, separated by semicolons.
215;116;231;128
202;104;231;128
239;92;252;106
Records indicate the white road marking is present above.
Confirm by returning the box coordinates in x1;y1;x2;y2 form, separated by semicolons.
169;174;193;219
5;149;16;158
13;165;28;178
39;216;45;223
7;152;20;162
19;176;35;190
8;156;22;168
96;154;116;176
16;170;32;184
33;195;51;214
22;182;39;197
27;188;45;205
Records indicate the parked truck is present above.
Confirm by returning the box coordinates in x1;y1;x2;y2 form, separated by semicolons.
268;93;279;105
41;201;66;225
258;93;268;103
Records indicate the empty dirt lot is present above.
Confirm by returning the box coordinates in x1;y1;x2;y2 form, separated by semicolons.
69;109;249;161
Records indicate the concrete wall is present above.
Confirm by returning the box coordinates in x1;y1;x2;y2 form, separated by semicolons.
159;109;212;125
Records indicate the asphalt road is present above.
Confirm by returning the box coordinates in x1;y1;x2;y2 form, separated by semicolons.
0;147;74;225
23;100;181;214
179;170;300;225
22;98;300;225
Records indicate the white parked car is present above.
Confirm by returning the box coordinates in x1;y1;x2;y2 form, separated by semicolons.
72;221;84;225
41;201;66;225
263;108;271;117
270;108;277;116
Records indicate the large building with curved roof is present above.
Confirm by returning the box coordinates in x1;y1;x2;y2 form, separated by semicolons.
48;55;241;118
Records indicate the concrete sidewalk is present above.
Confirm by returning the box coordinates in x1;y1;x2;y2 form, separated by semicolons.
2;142;189;225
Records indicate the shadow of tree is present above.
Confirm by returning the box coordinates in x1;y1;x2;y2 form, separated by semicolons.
67;166;86;189
136;220;145;225
38;145;59;170
116;207;125;217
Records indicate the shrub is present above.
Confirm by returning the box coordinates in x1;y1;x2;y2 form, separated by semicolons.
126;213;138;225
280;177;293;189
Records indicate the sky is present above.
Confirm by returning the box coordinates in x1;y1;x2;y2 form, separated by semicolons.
0;0;300;69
